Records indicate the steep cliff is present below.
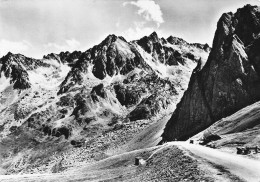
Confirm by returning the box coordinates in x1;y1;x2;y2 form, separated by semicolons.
162;4;260;141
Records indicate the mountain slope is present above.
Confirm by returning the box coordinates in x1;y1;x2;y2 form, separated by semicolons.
192;100;260;153
0;32;209;174
162;4;260;141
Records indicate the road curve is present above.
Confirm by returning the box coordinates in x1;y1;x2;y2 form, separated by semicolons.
172;141;260;182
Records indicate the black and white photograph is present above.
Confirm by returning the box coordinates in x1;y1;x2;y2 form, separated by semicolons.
0;0;260;181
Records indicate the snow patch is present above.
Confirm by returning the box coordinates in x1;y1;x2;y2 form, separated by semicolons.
28;62;70;90
0;72;11;93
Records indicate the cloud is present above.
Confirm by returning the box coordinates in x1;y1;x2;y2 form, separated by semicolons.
65;39;81;49
44;38;81;52
0;39;31;56
123;0;164;27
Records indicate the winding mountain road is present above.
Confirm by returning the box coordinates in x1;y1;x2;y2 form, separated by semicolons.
173;142;260;182
1;142;260;182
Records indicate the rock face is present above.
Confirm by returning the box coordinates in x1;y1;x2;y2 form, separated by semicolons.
162;4;260;141
114;83;144;107
90;34;149;79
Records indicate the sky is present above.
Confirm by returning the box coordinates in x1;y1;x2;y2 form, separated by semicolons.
0;0;260;58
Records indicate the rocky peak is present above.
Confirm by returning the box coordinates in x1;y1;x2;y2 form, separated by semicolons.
234;4;260;45
162;5;260;141
0;52;32;89
91;33;147;79
212;4;260;50
161;37;167;45
100;34;118;47
167;36;188;46
136;32;161;54
43;53;61;62
1;52;29;74
203;43;211;52
2;52;49;71
5;51;14;58
1;52;23;64
148;31;160;43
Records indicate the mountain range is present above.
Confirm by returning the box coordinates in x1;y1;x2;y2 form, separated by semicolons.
0;4;260;182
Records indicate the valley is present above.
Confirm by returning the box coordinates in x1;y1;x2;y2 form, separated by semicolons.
1;3;260;182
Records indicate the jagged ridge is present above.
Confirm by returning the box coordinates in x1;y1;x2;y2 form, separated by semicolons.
0;52;50;89
162;4;260;141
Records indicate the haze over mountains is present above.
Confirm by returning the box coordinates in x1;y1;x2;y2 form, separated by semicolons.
0;3;260;182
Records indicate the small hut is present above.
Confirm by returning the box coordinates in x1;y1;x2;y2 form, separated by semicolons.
135;157;146;166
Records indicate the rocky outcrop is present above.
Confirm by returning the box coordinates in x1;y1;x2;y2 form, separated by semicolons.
90;83;107;103
56;94;75;107
43;51;83;66
162;4;260;141
128;92;171;121
167;36;188;46
137;32;167;64
42;125;71;139
1;52;49;70
93;56;108;80
91;83;107;99
52;127;71;139
0;52;49;90
61;51;82;64
43;53;61;62
71;93;89;118
164;47;184;65
10;65;31;89
114;84;144;107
